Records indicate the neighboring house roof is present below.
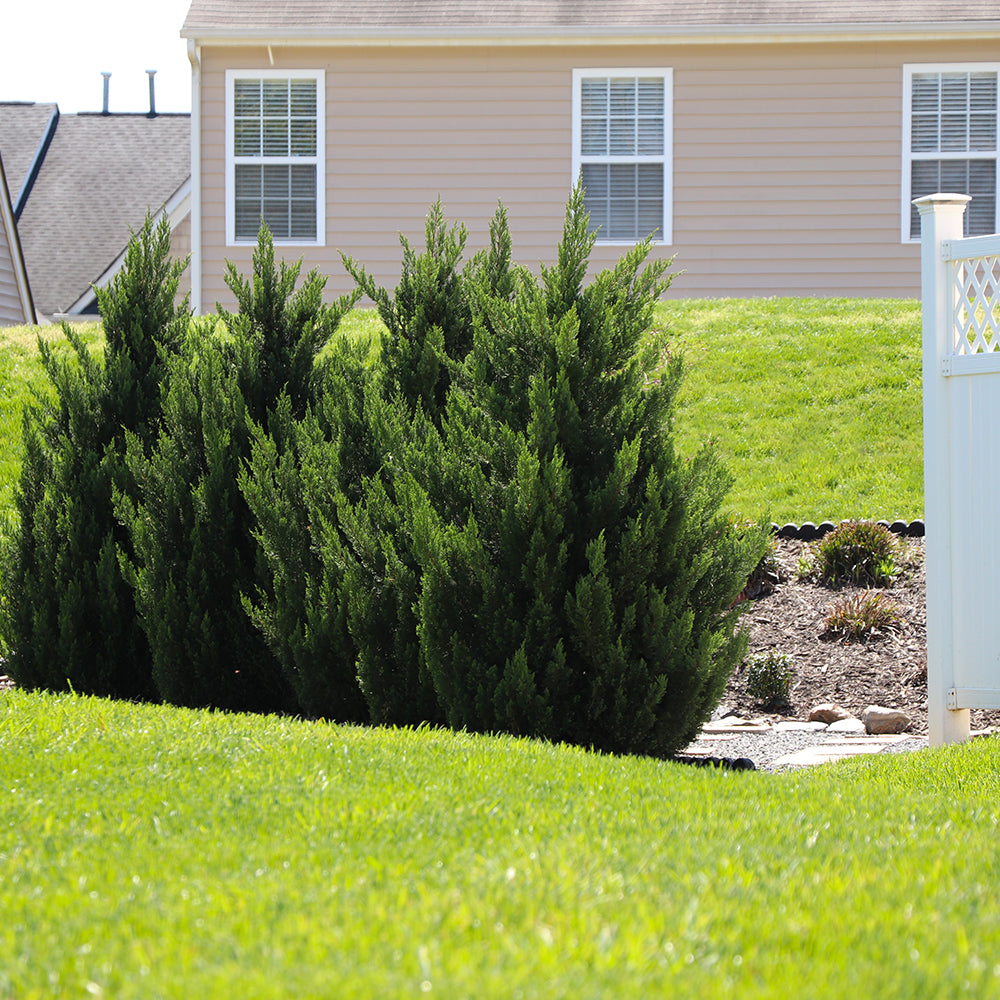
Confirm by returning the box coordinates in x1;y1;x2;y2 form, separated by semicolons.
0;102;59;219
0;149;35;326
181;0;1000;39
0;105;190;319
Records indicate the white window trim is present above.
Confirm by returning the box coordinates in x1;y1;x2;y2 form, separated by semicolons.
902;62;1000;244
225;68;325;247
571;67;673;246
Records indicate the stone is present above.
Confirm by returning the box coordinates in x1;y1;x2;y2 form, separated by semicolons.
808;703;854;724
862;705;911;735
771;743;886;767
827;717;867;734
774;720;829;732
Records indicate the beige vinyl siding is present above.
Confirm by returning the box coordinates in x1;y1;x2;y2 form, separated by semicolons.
0;241;21;325
0;218;27;326
196;38;1000;307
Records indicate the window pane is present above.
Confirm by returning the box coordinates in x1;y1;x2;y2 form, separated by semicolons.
609;77;635;118
609;164;637;240
637;77;664;116
290;164;316;200
581;119;607;156
263;118;288;157
262;165;289;200
911;114;939;152
290;200;317;240
234;118;261;157
290;118;317;157
235;164;262;240
638;117;664;155
290;78;317;117
609;117;635;156
263;78;288;118
970;113;997;152
968;159;997;236
580;77;608;116
233;79;261;116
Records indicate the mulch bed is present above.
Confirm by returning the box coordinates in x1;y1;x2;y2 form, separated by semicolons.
723;536;1000;734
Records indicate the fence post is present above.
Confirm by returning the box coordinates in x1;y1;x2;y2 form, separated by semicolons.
915;193;971;747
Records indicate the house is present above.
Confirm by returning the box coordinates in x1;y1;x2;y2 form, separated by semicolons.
0;148;34;326
0;99;191;321
180;1;1000;311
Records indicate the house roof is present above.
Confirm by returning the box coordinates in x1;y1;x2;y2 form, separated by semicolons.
0;102;59;216
181;0;1000;40
0;106;190;318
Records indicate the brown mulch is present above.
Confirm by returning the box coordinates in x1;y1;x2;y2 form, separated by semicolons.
721;536;1000;735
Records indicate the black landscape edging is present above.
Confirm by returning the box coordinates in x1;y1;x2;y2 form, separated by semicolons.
771;519;924;541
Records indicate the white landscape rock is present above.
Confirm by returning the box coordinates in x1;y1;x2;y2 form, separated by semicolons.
827;717;867;734
862;705;911;735
808;703;855;724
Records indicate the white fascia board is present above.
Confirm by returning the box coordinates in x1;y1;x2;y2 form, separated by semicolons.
181;22;1000;47
64;179;192;316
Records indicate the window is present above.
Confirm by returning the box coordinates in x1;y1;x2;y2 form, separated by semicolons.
572;69;672;244
226;70;324;246
904;65;999;241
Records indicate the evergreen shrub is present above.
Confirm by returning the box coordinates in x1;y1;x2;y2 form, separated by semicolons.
0;216;187;698
119;226;358;712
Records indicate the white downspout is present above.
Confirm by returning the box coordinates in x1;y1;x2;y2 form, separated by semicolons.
187;39;203;315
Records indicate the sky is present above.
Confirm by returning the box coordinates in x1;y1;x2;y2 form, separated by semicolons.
2;0;193;114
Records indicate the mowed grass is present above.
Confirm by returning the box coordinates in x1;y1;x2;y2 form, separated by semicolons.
657;298;923;524
1;300;922;525
2;689;999;998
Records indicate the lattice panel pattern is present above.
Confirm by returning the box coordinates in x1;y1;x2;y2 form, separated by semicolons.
952;256;1000;354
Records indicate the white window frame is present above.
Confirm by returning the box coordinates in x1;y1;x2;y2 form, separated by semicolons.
225;69;325;247
571;67;673;246
902;63;1000;244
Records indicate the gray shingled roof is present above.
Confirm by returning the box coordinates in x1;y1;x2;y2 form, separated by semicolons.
0;109;189;318
182;0;1000;36
0;102;59;214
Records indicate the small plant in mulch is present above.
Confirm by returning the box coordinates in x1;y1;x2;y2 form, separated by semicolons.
821;590;904;643
744;650;793;708
800;520;905;588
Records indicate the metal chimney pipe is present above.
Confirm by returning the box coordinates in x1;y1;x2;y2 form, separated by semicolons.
101;72;111;115
146;69;157;116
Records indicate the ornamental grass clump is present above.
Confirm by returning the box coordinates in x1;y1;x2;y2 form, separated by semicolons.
810;520;903;588
822;590;904;642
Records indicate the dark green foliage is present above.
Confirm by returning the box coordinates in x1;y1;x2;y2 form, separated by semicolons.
342;202;473;421
811;519;903;588
240;350;371;721
397;190;768;757
744;650;793;708
0;215;188;697
120;225;358;712
245;206;473;725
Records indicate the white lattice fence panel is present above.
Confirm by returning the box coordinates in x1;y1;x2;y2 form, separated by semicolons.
952;254;1000;355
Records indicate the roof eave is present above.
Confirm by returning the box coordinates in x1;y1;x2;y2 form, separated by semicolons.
180;21;1000;46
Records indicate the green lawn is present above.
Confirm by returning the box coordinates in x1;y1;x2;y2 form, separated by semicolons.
657;298;923;524
1;689;998;998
